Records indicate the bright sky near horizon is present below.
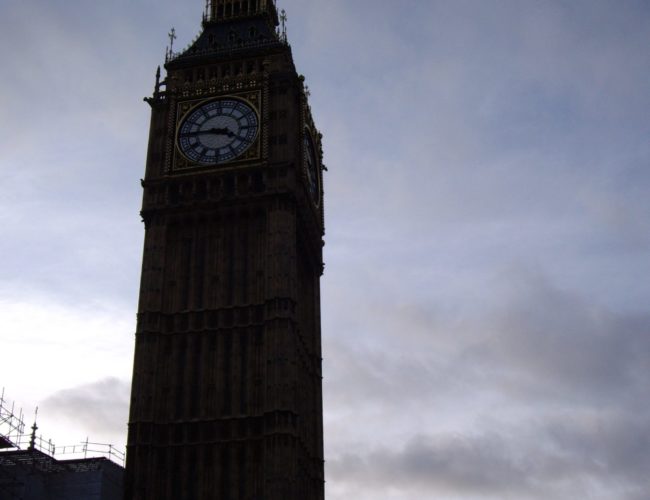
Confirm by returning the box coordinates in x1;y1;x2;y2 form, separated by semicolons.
1;1;649;498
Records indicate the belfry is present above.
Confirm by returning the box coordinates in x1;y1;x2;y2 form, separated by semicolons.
124;1;326;498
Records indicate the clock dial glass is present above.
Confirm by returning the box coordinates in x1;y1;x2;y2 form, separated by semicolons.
178;98;259;165
304;130;320;205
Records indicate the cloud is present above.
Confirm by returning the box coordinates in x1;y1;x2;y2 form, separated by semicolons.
471;267;650;406
327;412;650;500
325;264;650;408
323;265;650;498
329;433;532;499
0;293;134;422
41;378;131;443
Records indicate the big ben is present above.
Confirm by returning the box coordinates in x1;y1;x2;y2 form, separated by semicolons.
124;1;325;498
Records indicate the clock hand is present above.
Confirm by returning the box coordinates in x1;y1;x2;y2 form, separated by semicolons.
217;128;246;140
181;127;233;137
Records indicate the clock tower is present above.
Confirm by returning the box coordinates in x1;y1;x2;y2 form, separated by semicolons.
124;1;325;499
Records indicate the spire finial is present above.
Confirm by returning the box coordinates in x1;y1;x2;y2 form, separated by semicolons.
280;9;288;42
168;27;177;53
28;407;39;451
166;28;178;63
154;66;161;94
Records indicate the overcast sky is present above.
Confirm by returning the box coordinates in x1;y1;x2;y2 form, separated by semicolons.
1;1;649;498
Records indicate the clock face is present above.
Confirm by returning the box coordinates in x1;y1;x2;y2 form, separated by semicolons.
304;129;320;206
177;98;259;165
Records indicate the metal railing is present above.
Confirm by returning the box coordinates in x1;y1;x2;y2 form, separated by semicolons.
0;389;125;467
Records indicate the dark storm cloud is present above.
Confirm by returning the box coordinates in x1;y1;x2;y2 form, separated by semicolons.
328;413;650;499
324;267;650;499
329;433;532;497
41;378;130;440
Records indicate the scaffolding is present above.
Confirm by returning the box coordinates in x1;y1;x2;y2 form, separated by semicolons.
1;388;126;498
0;388;125;465
0;389;25;451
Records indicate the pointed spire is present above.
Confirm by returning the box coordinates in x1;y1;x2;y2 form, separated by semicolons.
279;8;287;42
28;407;38;451
154;66;161;94
168;28;177;53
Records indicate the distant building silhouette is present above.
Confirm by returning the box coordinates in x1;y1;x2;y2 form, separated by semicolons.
0;391;124;500
125;0;326;498
0;451;123;500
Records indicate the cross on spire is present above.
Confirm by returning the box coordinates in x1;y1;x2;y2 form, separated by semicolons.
168;28;177;52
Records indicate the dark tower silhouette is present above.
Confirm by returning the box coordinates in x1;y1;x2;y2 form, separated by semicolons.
124;1;325;498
